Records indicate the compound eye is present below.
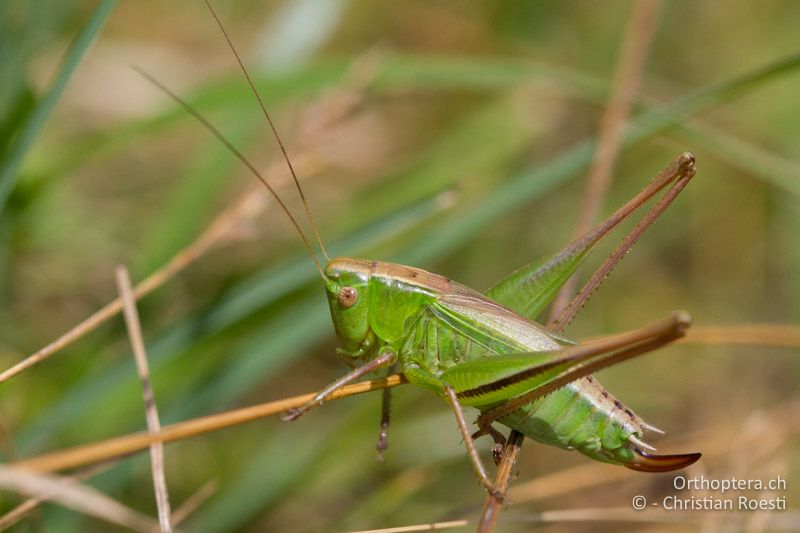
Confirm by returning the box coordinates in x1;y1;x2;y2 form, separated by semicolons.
338;286;358;308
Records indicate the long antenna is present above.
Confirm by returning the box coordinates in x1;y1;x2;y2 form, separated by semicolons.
204;0;330;262
131;66;327;280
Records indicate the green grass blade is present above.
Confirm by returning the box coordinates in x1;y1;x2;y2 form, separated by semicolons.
0;0;117;213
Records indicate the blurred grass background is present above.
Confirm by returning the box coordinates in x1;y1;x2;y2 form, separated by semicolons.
1;0;799;531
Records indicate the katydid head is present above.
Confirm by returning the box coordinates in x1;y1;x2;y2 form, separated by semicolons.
324;258;374;357
140;3;386;359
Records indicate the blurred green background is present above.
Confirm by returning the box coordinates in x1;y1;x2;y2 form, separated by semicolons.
1;0;799;531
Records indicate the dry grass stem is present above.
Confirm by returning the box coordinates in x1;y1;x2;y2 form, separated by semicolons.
0;461;116;530
347;518;471;533
0;190;266;385
11;374;407;473
170;479;219;527
0;465;159;531
0;496;42;530
535;507;800;528
349;507;733;532
116;265;172;533
478;430;524;533
350;507;800;532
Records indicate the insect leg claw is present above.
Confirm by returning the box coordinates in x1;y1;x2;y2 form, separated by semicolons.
280;399;323;421
491;443;505;466
375;424;389;463
279;407;305;421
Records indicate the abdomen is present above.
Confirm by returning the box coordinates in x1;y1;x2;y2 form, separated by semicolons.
402;285;649;466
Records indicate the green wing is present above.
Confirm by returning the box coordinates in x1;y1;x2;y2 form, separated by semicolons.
485;244;591;321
